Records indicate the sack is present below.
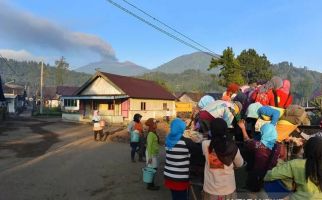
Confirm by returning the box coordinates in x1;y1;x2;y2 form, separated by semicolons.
99;120;106;127
264;180;294;199
93;122;103;131
130;130;140;142
281;105;310;125
276;120;298;142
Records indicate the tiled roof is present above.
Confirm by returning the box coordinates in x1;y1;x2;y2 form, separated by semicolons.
100;72;175;100
57;86;79;96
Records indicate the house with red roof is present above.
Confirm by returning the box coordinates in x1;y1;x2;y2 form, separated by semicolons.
61;71;176;123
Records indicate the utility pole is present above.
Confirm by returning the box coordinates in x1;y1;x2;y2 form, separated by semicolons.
40;61;44;114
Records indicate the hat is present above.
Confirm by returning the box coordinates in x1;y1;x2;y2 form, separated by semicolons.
226;83;240;93
270;76;283;90
145;118;159;127
246;102;262;119
198;95;215;109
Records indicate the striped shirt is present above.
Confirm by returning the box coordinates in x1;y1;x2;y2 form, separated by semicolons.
164;137;200;182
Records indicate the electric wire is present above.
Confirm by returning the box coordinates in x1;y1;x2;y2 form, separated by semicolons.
106;0;217;57
122;0;217;56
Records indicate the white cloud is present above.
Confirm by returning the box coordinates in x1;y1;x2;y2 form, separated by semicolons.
0;49;44;62
0;1;116;60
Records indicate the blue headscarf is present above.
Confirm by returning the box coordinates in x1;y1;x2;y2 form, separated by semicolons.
165;118;186;149
260;123;277;150
198;95;215;109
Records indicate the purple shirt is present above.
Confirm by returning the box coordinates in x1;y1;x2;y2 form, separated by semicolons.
245;140;281;171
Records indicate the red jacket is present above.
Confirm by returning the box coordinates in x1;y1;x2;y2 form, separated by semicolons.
270;89;293;108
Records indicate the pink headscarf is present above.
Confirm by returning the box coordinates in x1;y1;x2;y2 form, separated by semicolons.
280;80;291;95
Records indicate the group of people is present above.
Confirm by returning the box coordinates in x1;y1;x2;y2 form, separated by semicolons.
124;75;322;199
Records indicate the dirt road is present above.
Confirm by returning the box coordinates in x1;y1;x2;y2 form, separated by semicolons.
0;117;169;200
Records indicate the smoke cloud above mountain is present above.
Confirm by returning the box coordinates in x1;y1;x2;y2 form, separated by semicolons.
0;1;116;61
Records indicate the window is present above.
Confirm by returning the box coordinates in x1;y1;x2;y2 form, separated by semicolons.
163;103;167;110
140;102;146;110
108;103;114;110
64;99;77;107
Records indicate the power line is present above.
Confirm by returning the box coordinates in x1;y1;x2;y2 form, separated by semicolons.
0;54;24;77
121;0;218;56
106;0;217;58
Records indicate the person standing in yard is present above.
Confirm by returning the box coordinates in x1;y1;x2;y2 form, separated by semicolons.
128;113;144;162
145;118;160;190
92;110;103;141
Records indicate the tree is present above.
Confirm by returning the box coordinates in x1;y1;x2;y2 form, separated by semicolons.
295;74;314;106
55;56;69;86
237;49;272;84
208;47;244;87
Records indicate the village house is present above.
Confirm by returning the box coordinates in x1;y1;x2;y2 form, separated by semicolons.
3;83;25;113
61;71;176;123
174;92;222;114
42;86;79;108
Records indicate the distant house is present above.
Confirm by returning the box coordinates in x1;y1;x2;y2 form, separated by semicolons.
174;92;222;114
43;86;58;108
176;92;205;106
3;83;25;113
61;71;176;123
173;92;204;114
4;93;18;113
42;86;79;108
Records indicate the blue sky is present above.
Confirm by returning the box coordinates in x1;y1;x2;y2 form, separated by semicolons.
0;0;321;72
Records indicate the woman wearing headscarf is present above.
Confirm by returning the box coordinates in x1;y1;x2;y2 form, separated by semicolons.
164;118;202;200
272;79;293;108
127;113;143;162
193;95;215;136
202;118;244;199
145;118;160;190
222;83;240;101
264;137;322;200
92;110;103;141
238;122;281;192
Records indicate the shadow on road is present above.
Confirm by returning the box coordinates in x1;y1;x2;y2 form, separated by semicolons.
0;118;60;158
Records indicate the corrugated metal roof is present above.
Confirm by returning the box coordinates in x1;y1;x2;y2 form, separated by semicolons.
57;86;79;96
42;87;57;99
100;72;176;100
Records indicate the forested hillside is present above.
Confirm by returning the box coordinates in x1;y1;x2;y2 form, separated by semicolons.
1;56;321;105
0;59;91;96
139;69;224;93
